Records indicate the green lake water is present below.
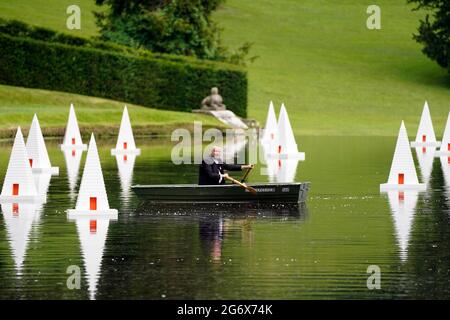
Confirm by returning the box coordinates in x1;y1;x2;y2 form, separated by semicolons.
0;136;449;299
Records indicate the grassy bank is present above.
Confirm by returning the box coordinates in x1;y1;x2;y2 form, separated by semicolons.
0;0;449;136
0;0;101;37
214;0;450;136
0;84;223;138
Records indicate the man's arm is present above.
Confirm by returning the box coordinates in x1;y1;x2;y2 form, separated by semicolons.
223;164;254;171
223;163;242;171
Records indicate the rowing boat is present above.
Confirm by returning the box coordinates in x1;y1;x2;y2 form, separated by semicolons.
131;182;310;203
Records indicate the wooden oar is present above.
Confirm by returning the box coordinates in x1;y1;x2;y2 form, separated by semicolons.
225;175;257;195
241;165;254;183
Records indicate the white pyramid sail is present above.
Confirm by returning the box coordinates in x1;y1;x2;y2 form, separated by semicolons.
411;101;441;147
380;121;425;191
111;106;141;155
267;104;305;160
75;217;111;300
63;148;84;202
387;190;418;262
61;104;87;150
26;114;59;175
261;101;277;144
0;128;42;203
278;104;297;153
436;112;450;156
2;203;38;274
414;146;436;185
68;134;117;218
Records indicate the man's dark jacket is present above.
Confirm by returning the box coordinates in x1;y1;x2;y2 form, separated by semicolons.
198;158;242;185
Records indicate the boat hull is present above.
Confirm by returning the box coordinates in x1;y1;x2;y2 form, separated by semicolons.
132;182;310;203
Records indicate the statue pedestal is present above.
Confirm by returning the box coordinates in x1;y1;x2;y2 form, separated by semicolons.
192;109;249;129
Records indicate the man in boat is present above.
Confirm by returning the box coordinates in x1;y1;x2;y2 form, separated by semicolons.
199;146;253;185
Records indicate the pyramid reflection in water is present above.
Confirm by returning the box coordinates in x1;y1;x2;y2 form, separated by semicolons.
386;190;419;262
115;153;137;209
62;148;84;202
414;146;436;186
73;216;114;300
1;203;40;275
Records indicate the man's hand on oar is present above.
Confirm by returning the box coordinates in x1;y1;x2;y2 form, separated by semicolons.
224;174;257;195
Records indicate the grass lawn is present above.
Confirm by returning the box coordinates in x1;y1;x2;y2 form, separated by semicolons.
0;0;449;136
0;0;101;37
0;84;222;138
214;0;450;136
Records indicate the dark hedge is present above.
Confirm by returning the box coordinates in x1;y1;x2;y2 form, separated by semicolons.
0;20;247;116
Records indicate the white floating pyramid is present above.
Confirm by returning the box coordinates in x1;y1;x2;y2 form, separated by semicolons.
261;101;278;144
387;190;418;262
61;104;87;151
380;121;426;191
0;128;43;203
411;101;441;147
414;146;436;185
111;106;140;155
436;112;450;156
1;203;39;274
267;103;305;160
62;148;84;202
26;114;59;175
68;134;117;218
74;216;112;300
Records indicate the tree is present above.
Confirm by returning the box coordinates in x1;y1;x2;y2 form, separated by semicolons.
408;0;450;71
94;0;255;65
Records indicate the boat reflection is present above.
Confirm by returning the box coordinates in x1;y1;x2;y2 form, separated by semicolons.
71;216;115;300
62;148;84;202
1;203;40;275
386;190;419;262
137;202;307;263
199;216;225;262
414;146;436;185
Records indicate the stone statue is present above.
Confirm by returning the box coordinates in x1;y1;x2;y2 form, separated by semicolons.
201;87;226;111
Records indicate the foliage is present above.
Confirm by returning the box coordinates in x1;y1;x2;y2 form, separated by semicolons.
0;29;247;116
94;0;256;65
408;0;450;70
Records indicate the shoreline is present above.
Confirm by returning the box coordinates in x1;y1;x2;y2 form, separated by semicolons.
0;122;228;139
